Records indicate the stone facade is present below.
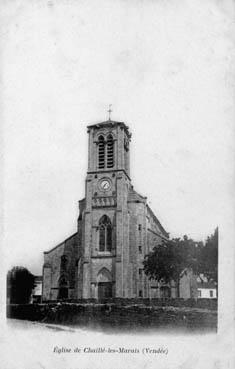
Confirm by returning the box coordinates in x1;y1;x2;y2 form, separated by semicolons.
42;120;172;301
43;233;78;300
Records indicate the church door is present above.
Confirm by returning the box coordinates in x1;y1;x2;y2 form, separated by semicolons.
97;268;113;300
58;287;68;299
98;282;112;299
160;286;171;298
58;275;69;300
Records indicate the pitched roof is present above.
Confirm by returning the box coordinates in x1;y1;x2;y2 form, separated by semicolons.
146;203;168;237
197;281;217;289
128;187;168;238
128;187;147;203
44;232;78;254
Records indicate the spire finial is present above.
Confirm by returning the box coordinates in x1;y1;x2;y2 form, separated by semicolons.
107;104;112;121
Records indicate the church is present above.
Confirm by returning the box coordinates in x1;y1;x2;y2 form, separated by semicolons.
42;118;174;301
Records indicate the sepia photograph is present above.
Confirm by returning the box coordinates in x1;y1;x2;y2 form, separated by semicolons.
1;1;235;369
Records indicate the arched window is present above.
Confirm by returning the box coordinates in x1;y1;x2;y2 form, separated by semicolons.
59;276;67;286
60;255;67;270
99;215;112;252
58;275;68;299
106;134;114;168
98;135;105;169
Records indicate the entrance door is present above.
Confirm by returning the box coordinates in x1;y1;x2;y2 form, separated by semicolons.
160;286;171;298
98;282;112;299
58;287;68;299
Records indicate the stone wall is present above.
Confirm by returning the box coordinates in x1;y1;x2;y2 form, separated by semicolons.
7;300;218;332
42;233;78;301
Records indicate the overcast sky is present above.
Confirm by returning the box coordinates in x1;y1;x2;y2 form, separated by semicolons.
2;0;235;275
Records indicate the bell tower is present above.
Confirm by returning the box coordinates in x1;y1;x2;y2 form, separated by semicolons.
80;120;132;299
87;120;131;177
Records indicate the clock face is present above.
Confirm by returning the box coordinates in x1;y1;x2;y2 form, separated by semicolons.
100;179;111;191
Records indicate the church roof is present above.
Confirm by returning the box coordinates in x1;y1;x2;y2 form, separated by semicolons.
44;232;78;254
146;203;169;238
87;120;124;127
87;120;131;137
128;187;147;203
128;187;168;238
197;281;217;289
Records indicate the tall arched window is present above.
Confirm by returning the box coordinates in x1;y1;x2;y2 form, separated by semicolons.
106;134;114;168
98;135;105;169
60;255;67;270
99;215;112;252
58;275;68;299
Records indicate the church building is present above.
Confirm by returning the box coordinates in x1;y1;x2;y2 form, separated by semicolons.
42;119;171;301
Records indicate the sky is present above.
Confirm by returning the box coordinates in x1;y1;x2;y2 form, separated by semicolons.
1;0;235;275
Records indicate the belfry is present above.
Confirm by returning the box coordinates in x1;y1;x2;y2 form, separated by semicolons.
42;119;169;300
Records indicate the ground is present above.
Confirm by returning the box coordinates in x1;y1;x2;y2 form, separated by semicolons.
1;318;226;369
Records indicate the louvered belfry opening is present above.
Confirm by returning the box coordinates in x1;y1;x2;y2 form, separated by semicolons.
98;135;105;169
98;134;114;169
106;134;114;168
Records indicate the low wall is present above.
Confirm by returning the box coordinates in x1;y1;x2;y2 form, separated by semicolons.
41;298;218;310
7;301;217;332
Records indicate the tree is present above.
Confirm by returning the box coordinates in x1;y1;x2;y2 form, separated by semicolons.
143;236;200;297
7;266;35;304
198;227;218;283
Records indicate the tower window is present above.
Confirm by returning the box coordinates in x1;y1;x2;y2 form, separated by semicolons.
99;215;112;252
139;269;143;277
139;290;143;298
98;135;105;169
139;245;142;253
106;134;114;168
